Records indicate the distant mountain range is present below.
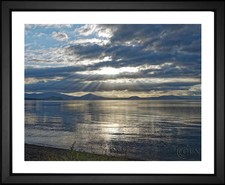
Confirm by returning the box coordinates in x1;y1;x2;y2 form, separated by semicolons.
25;92;201;100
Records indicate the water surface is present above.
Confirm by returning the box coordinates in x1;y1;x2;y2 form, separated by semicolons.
25;100;201;160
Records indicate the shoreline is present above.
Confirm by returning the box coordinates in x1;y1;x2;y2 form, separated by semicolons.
25;143;134;161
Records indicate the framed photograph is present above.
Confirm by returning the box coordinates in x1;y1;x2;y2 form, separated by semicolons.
1;1;224;184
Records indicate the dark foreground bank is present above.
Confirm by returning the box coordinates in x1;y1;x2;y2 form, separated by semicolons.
25;144;133;161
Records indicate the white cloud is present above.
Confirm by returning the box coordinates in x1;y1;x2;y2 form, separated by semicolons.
97;27;113;38
25;77;64;84
189;84;201;95
69;38;109;46
139;63;173;70
75;24;97;36
25;43;32;47
25;24;73;29
25;47;111;67
35;33;46;37
75;56;112;66
75;24;114;38
52;31;68;41
25;24;33;29
77;66;138;75
25;92;43;94
77;63;174;75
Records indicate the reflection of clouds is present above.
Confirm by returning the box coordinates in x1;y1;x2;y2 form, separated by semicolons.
25;112;37;124
25;112;63;127
25;100;41;111
25;100;63;126
61;102;88;111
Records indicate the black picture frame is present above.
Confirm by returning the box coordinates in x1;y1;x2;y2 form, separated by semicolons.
1;1;224;184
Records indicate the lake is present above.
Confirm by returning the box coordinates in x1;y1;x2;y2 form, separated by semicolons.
25;100;201;161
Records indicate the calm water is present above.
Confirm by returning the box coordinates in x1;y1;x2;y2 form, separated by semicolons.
25;100;201;161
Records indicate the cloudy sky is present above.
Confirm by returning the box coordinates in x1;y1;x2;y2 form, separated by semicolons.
25;24;201;98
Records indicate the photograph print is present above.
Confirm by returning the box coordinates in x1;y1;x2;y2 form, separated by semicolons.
25;24;201;161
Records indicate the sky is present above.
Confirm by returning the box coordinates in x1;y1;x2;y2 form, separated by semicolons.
25;24;201;98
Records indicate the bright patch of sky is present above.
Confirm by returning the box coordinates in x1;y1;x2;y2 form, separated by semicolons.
25;24;83;50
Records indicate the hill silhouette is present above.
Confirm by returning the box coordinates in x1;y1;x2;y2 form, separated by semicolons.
25;92;200;100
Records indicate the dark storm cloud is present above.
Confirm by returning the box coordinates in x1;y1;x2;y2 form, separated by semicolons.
63;24;201;68
105;24;201;54
65;44;105;60
25;66;86;78
63;42;200;74
109;24;164;44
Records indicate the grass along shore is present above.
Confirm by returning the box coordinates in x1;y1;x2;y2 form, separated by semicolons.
25;144;132;161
